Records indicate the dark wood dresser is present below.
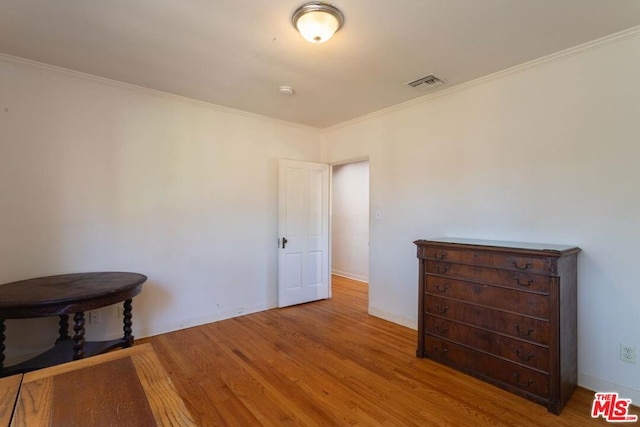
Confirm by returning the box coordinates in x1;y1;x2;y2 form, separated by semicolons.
415;238;580;414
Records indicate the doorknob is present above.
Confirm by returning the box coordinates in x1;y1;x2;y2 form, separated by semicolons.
282;237;288;249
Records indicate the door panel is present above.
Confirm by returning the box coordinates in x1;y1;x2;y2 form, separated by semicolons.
278;160;329;307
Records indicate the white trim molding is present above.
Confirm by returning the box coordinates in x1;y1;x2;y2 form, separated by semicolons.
332;270;368;283
0;52;319;133
324;25;640;132
580;372;640;407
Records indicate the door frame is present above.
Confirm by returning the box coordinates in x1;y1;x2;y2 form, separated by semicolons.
276;156;371;306
328;156;371;295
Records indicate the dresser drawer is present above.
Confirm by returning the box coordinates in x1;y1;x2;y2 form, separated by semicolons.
425;260;552;294
425;317;549;372
425;336;549;398
425;276;550;318
420;246;551;274
425;296;550;345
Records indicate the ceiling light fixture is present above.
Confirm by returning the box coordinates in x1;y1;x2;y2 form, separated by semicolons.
292;2;344;44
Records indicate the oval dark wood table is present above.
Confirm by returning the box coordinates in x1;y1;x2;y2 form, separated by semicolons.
0;272;147;377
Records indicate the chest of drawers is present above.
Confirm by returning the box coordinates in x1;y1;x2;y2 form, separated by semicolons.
415;238;580;414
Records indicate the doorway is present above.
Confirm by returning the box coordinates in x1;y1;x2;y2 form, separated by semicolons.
331;160;370;304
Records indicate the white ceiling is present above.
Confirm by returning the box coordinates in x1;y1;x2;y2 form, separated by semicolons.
2;1;640;128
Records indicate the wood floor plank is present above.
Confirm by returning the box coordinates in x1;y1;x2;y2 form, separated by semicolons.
141;275;622;426
11;376;54;426
0;375;22;427
130;348;197;426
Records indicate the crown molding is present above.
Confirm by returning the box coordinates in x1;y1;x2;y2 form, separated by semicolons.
323;25;640;133
3;24;639;134
0;52;320;134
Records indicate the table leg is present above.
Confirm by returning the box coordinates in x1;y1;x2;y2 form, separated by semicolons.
0;319;5;371
56;314;70;344
72;312;86;360
122;299;133;347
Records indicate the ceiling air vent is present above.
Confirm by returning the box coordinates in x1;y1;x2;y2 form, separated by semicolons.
407;74;445;90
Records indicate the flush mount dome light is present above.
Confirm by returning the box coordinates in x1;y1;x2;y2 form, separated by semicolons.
292;2;344;44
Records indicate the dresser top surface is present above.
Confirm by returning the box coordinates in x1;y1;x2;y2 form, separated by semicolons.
415;237;580;254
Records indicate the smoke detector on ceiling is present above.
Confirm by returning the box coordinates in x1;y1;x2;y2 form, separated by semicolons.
406;74;445;91
279;86;294;95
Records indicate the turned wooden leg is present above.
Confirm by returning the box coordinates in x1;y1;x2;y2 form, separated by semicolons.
72;312;86;360
0;319;5;372
122;299;133;348
56;314;70;344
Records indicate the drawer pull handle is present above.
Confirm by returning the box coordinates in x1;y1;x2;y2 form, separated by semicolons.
436;264;450;274
515;277;534;287
434;252;446;260
514;348;534;362
435;283;449;292
514;324;534;337
435;304;449;315
512;373;533;388
432;345;449;356
513;260;532;270
434;323;449;334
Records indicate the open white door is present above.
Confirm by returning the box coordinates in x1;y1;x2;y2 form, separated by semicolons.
278;159;330;308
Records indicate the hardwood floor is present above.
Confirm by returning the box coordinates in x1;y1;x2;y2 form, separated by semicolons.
141;275;616;426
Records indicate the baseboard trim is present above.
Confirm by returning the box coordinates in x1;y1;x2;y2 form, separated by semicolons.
368;307;417;330
579;372;640;404
136;300;277;340
3;301;277;365
332;270;368;283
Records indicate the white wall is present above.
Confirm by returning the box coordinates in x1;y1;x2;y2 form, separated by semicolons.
321;31;640;401
331;161;369;282
0;56;320;363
